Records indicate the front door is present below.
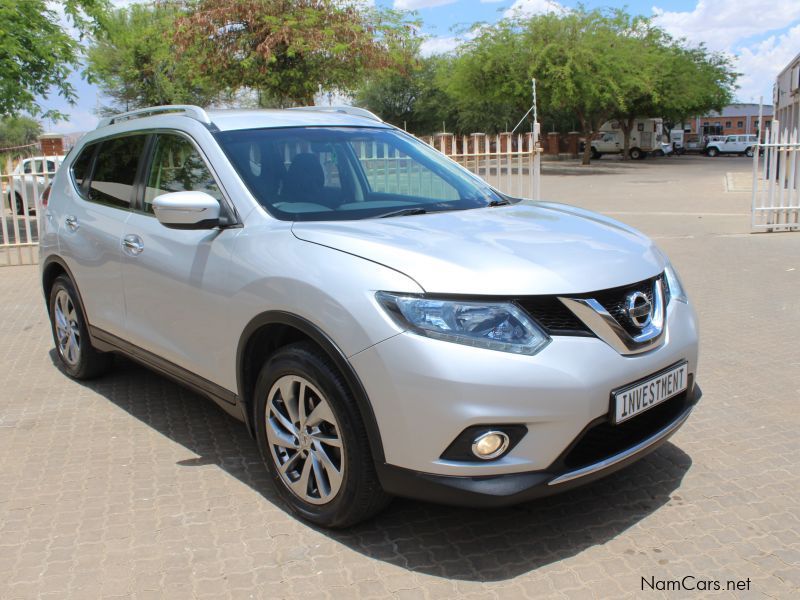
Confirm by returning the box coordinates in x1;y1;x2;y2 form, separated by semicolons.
120;132;239;390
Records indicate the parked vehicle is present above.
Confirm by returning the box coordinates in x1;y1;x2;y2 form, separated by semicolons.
591;118;664;159
4;156;64;214
705;134;757;157
654;142;674;157
41;105;701;528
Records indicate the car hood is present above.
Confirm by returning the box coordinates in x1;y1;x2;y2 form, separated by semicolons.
291;202;665;295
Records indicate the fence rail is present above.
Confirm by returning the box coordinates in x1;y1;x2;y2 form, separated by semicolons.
752;119;800;232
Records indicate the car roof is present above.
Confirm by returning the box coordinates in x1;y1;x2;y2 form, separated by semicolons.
94;105;391;133
208;109;391;132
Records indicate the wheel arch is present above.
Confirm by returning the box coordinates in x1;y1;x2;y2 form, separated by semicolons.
236;311;386;464
42;256;79;310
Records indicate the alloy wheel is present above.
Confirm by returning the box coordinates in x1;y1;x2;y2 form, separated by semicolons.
54;289;81;366
265;375;345;505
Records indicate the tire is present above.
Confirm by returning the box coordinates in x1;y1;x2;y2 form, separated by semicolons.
48;275;113;379
745;147;754;157
14;193;23;215
254;342;391;528
590;148;601;160
629;148;642;160
707;147;718;157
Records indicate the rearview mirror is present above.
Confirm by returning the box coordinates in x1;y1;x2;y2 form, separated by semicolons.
152;191;221;230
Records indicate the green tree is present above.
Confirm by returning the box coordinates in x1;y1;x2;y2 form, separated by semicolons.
175;0;417;107
356;52;456;135
0;116;42;154
441;25;530;134
0;0;109;118
610;35;737;159
86;2;221;112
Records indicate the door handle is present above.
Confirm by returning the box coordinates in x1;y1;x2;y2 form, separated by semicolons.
65;215;79;231
122;234;144;255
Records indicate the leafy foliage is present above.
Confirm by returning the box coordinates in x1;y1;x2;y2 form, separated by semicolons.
0;0;109;118
86;2;221;112
440;7;738;162
174;0;418;107
0;116;43;152
356;48;456;134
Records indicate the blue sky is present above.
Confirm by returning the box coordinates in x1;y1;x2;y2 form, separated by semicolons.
42;0;800;133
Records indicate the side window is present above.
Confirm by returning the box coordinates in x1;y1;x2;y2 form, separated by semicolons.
71;144;97;190
88;135;147;209
23;161;32;174
725;136;736;143
144;134;222;214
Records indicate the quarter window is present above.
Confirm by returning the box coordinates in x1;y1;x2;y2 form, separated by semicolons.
71;144;97;189
88;135;147;209
144;134;222;214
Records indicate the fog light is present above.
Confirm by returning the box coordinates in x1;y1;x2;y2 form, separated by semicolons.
471;431;510;460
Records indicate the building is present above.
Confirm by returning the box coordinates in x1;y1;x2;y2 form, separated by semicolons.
774;52;800;136
684;103;773;137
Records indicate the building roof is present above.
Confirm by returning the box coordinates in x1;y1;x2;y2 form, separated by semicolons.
702;103;773;118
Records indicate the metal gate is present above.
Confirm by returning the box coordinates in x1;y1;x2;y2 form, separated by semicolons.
752;119;800;232
1;156;55;266
419;124;542;201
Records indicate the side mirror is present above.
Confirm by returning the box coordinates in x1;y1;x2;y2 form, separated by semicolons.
152;191;221;230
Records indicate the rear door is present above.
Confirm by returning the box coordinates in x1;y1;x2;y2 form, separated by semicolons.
119;131;239;389
56;135;147;336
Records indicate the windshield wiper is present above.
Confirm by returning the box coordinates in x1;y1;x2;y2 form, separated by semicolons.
376;207;428;219
487;198;511;207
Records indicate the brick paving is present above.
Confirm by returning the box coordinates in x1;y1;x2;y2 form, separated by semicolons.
1;155;799;598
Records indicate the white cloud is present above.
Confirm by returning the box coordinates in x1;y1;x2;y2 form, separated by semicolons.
652;1;800;103
394;0;456;10
503;0;566;19
652;0;800;51
420;36;462;56
734;24;800;102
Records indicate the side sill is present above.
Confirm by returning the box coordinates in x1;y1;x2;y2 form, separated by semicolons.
89;326;242;420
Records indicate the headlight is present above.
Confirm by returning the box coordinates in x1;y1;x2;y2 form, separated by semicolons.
664;262;688;303
376;292;550;355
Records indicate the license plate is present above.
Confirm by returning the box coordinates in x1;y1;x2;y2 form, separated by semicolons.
613;362;688;424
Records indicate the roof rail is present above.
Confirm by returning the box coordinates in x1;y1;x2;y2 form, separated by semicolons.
96;105;212;129
287;105;383;122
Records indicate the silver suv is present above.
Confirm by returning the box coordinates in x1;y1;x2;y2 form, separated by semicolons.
40;105;700;528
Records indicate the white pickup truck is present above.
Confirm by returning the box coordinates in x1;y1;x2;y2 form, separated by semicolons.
705;134;757;157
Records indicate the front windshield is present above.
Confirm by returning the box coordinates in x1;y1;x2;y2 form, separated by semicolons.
215;126;505;221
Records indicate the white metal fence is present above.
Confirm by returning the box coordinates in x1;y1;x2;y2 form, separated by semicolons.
752;119;800;232
419;124;542;201
1;156;58;266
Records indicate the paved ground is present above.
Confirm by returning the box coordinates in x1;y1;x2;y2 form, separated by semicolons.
1;155;799;599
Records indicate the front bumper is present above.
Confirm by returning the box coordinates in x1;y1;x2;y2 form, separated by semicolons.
350;298;699;478
374;383;700;507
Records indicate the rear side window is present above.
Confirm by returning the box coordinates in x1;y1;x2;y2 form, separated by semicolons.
71;144;97;189
88;135;147;209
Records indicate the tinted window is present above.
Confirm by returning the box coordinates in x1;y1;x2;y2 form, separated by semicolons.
71;144;97;189
88;135;147;209
144;134;222;214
